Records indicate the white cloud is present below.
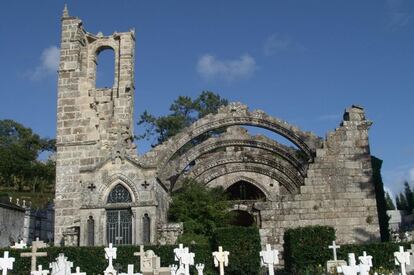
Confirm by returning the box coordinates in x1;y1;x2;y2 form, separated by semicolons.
383;163;414;198
386;0;411;30
28;46;60;81
264;33;292;56
409;167;414;182
196;54;257;82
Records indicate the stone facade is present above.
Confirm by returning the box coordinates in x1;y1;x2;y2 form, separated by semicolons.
54;7;380;249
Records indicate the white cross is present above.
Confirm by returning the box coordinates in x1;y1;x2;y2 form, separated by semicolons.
119;264;141;275
71;267;86;275
0;251;15;275
31;265;49;275
105;243;117;272
260;244;279;275
395;246;410;275
196;263;204;275
358;251;373;267
173;244;194;275
49;253;73;275
212;246;229;275
21;238;48;271
329;241;341;261
337;253;359;275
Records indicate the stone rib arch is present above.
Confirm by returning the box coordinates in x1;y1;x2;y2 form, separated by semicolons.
98;173;139;205
159;137;307;185
194;163;298;194
184;152;304;188
156;103;322;177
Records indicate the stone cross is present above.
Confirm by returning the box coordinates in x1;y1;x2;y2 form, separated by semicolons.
21;239;48;271
329;241;340;261
358;251;372;267
71;267;86;275
119;265;140;275
0;251;15;275
87;183;96;191
196;263;204;275
31;265;50;275
141;181;150;189
212;246;229;275
394;246;410;275
260;244;279;275
104;243;117;275
49;253;73;275
337;253;358;275
10;240;27;249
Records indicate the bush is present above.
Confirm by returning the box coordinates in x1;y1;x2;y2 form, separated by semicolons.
0;244;216;275
284;225;335;273
212;226;261;275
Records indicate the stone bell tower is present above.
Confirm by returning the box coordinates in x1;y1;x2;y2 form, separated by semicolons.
54;5;136;245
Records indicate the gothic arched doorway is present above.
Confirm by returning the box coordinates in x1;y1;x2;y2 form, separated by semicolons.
106;184;133;245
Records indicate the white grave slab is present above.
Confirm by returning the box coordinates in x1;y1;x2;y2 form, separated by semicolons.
10;240;27;249
260;244;278;275
212;246;229;275
49;253;73;275
0;251;15;275
395;246;410;275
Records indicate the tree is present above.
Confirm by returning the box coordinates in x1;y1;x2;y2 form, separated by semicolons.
0;119;55;191
404;181;414;213
397;193;408;211
167;178;232;243
385;192;396;210
137;91;228;146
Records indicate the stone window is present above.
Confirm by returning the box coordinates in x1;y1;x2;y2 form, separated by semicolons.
107;184;132;203
143;213;151;244
87;216;94;246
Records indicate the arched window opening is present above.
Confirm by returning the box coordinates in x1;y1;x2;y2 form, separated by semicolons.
87;216;94;246
107;184;132;203
143;214;151;244
96;48;115;88
229;210;255;227
226;181;266;201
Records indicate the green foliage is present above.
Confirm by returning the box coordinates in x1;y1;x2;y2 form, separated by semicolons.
168;178;232;238
371;156;390;241
283;225;335;273
385;192;396;210
1;245;218;275
0;119;55;193
212;227;261;275
137;91;228;146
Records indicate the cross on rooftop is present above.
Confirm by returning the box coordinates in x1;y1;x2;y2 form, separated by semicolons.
21;239;47;271
87;183;96;191
329;241;340;261
0;251;15;275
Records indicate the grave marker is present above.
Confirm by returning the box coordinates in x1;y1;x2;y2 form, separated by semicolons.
0;251;15;275
394;246;410;275
71;267;86;275
212;246;229;275
260;244;278;275
21;239;48;271
49;253;73;275
31;265;49;275
104;243;117;275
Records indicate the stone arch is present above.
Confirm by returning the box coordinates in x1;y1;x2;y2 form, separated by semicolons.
159;136;307;185
225;176;268;201
229;210;256;227
196;163;298;194
157;103;322;181
99;173;138;205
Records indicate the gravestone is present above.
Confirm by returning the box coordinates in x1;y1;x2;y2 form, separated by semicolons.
337;253;371;275
21;239;48;271
49;254;73;275
71;267;86;275
406;243;414;273
133;245;170;275
104;243;117;275
173;244;194;275
394;246;410;275
31;265;50;275
169;265;178;275
195;263;204;275
212;246;229;275
0;251;15;275
260;244;278;275
326;241;346;274
358;251;372;268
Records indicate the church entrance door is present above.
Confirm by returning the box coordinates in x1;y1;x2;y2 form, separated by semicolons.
106;209;132;245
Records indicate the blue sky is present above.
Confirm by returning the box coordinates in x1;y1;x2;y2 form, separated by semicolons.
0;0;413;198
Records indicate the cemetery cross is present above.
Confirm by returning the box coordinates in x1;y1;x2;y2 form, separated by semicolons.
0;251;15;275
21;238;48;271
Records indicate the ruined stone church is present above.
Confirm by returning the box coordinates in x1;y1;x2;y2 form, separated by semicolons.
55;7;381;249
